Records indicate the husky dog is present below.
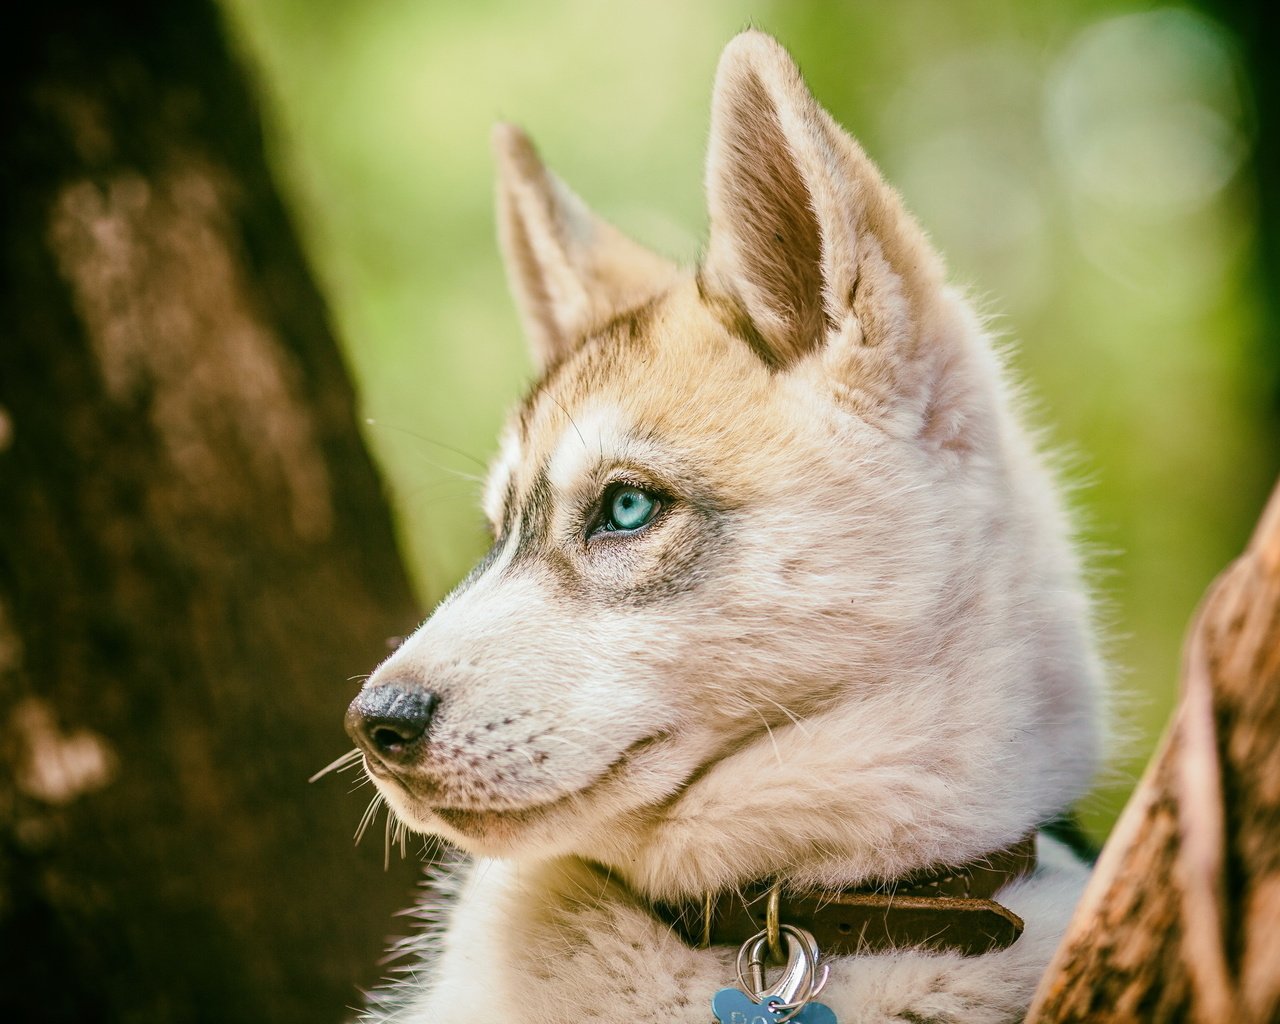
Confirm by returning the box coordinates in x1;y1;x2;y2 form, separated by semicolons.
346;30;1102;1024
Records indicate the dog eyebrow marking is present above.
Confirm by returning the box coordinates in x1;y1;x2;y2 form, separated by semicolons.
518;468;554;552
515;294;662;446
546;405;626;496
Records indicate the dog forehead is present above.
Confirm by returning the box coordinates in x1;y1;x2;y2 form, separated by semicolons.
483;282;801;528
518;287;772;458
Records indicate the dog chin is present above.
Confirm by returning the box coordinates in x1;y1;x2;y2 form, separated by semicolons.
379;783;622;860
372;731;687;859
426;804;560;856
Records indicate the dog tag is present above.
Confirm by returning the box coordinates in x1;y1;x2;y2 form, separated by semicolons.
712;923;838;1024
711;987;837;1024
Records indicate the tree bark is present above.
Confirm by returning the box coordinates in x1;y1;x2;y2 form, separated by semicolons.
1029;477;1280;1023
0;2;423;1020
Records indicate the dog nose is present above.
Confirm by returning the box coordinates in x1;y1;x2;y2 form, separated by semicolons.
345;684;439;764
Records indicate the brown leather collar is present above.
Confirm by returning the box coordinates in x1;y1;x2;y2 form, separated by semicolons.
654;834;1038;958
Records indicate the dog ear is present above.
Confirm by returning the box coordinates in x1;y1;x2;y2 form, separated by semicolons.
703;31;946;377
493;124;677;370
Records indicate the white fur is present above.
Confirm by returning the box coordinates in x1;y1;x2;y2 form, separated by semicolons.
363;838;1089;1024
352;30;1104;1024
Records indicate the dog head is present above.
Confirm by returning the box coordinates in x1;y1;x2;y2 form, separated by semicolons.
348;31;1103;898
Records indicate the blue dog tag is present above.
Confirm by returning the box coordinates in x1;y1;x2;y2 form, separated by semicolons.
711;987;837;1024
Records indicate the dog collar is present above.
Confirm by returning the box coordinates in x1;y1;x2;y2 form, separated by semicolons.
655;833;1037;958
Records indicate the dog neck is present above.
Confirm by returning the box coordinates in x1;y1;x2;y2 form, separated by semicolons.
582;707;1063;904
648;833;1038;958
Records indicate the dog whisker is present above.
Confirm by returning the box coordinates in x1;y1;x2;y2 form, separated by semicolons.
354;793;384;845
384;805;396;869
752;708;784;766
363;417;488;471
310;747;364;783
514;746;539;769
550;396;588;452
754;695;813;737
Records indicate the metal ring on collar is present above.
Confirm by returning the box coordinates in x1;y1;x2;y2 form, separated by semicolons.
733;924;826;1023
766;881;783;962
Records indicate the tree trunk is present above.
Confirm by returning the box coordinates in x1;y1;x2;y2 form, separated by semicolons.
1029;477;1280;1023
0;2;423;1020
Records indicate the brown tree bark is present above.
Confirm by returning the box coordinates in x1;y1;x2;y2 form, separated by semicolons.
1029;477;1280;1023
0;2;424;1020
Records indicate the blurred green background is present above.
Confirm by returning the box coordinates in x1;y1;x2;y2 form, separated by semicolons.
220;0;1276;837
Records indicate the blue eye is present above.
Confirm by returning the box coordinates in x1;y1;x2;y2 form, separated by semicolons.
606;486;658;533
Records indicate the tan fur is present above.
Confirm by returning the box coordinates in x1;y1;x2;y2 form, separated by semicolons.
355;30;1103;1024
493;123;678;369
